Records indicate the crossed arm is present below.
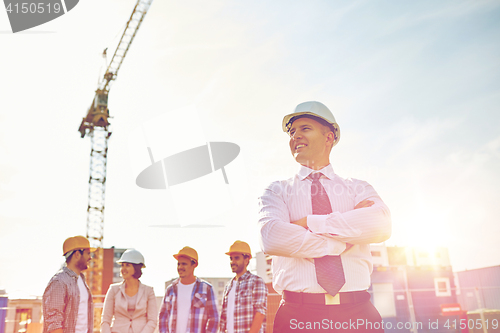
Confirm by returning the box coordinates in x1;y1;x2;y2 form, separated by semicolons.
291;199;375;228
258;180;391;258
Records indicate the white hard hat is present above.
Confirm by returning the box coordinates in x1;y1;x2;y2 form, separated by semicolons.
282;101;341;147
117;249;146;268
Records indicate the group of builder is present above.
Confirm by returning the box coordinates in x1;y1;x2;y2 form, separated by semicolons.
42;236;264;333
42;101;392;333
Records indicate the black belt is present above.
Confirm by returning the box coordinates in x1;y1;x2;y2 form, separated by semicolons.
283;290;369;305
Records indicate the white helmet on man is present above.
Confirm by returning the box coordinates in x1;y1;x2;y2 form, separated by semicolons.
116;249;146;268
282;101;341;147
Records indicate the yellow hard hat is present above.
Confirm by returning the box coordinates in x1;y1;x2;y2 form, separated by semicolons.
173;246;198;263
62;236;96;256
225;241;252;258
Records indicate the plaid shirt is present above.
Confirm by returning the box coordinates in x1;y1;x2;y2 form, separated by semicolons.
42;266;94;333
219;271;267;333
159;278;219;333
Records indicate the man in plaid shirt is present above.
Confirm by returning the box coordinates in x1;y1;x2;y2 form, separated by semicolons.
219;241;267;333
42;236;95;333
159;246;219;333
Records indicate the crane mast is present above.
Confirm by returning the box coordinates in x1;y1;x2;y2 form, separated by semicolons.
78;1;153;329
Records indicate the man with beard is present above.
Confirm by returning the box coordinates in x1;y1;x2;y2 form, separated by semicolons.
159;246;218;333
219;241;267;333
43;236;95;333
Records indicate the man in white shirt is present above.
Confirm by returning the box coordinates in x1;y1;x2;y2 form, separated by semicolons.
43;236;95;333
158;247;219;333
258;101;392;332
219;241;267;333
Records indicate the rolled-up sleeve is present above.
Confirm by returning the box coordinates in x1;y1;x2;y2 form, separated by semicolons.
252;277;267;316
43;279;66;333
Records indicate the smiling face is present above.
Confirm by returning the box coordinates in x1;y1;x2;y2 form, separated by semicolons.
229;253;249;277
177;256;197;282
288;117;335;169
120;262;136;280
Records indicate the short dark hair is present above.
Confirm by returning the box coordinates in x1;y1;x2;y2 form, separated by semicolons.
65;249;84;264
132;263;143;279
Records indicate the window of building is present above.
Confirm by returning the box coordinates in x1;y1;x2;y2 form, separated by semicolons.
219;281;224;288
434;277;451;297
15;308;32;333
372;283;396;317
371;251;381;257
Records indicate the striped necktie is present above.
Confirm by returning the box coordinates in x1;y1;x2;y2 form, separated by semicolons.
310;172;346;296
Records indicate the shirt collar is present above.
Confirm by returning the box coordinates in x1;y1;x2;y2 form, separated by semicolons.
233;270;251;283
297;164;335;181
63;266;79;279
173;277;200;286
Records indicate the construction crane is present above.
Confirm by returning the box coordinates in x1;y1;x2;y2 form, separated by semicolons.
78;0;153;326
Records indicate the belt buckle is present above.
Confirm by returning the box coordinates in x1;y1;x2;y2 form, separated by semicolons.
325;293;340;305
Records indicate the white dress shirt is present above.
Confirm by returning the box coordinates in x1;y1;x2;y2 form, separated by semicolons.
258;164;391;294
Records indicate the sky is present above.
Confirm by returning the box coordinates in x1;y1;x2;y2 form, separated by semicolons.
1;0;499;298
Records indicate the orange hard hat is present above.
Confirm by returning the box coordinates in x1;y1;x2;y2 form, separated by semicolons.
173;246;198;263
62;236;96;256
225;241;252;258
